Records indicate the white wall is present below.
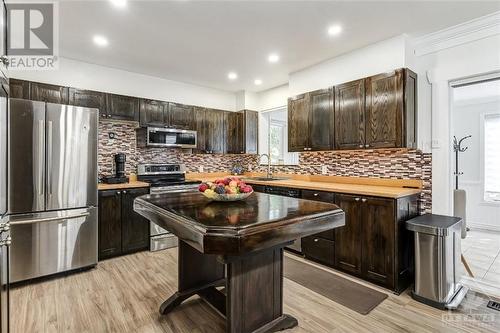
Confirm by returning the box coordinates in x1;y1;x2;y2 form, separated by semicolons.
453;99;500;230
288;35;407;96
413;31;500;216
11;57;237;111
254;84;289;111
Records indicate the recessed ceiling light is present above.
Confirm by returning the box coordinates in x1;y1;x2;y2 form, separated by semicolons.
110;0;127;8
227;72;238;80
254;79;262;86
328;24;342;36
268;53;280;63
93;35;109;47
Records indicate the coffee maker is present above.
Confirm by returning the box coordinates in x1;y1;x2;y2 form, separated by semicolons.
102;153;129;184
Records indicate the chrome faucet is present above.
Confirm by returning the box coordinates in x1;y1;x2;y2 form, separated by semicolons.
257;154;273;179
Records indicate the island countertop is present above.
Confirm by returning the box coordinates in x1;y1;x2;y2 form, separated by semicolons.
134;190;345;255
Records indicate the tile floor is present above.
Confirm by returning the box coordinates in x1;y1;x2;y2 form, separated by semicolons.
462;229;500;286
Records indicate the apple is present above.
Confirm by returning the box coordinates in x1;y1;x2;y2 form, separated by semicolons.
229;180;238;188
242;185;253;193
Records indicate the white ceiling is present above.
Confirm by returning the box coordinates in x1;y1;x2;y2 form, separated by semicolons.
59;1;500;92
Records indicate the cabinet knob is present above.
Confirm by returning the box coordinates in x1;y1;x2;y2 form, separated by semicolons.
314;238;319;242
116;191;121;195
303;148;308;151
359;145;364;148
123;190;127;194
313;193;319;196
354;197;360;202
365;144;370;148
361;198;367;203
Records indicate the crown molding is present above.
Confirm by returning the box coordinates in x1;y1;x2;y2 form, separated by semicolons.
412;11;500;56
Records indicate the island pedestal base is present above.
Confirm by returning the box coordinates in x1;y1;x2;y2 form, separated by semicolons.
160;241;298;333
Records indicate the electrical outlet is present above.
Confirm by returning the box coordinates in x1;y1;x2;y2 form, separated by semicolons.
198;165;204;173
321;165;328;175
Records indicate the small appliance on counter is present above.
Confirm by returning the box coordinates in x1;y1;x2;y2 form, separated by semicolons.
102;153;129;184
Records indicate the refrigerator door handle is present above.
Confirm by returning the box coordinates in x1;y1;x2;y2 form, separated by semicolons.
37;120;45;197
10;212;90;225
47;120;53;196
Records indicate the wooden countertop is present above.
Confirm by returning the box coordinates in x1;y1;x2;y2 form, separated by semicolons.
186;173;422;199
98;181;150;191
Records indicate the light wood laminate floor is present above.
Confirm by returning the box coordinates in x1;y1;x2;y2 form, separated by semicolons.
11;249;500;333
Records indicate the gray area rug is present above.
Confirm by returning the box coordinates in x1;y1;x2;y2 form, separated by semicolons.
284;256;388;315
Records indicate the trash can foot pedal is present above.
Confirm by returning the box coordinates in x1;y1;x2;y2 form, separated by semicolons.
445;284;468;310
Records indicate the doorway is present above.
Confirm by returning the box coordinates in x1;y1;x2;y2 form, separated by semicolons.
451;76;500;287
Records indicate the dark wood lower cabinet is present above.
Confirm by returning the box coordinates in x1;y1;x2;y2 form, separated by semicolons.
302;236;335;266
121;188;150;254
334;194;363;275
98;187;150;260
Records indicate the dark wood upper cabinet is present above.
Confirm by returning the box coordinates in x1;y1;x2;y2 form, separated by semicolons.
244;110;259;154
225;111;244;154
121;188;150;254
9;79;30;99
288;93;310;152
204;108;226;154
194;107;207;153
309;88;334;151
361;197;395;288
403;69;418;149
68;88;107;114
334;79;365;150
30;82;69;104
106;93;139;121
98;190;122;260
139;99;168;127
334;194;362;275
365;69;403;149
168;102;194;129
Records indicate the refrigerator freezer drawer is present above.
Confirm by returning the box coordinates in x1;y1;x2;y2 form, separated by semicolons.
9;207;97;283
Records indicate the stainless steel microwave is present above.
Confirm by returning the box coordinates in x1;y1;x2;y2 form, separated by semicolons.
136;127;197;148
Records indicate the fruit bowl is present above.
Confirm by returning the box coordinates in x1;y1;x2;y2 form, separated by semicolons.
198;177;254;202
201;191;253;202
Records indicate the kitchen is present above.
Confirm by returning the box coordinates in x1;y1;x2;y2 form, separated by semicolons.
1;1;500;332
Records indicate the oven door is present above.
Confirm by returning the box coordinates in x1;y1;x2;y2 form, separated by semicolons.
147;127;197;148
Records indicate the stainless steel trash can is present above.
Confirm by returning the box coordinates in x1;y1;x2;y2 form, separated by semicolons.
406;214;468;309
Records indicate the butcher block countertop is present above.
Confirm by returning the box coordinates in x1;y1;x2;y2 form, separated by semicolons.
98;181;150;191
187;172;422;199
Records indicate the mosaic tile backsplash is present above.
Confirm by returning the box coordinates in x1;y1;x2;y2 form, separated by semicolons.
98;121;432;213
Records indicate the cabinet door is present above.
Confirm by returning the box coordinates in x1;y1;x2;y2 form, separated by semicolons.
334;79;365;150
68;88;107;115
30;82;69;104
244;110;258;154
205;108;225;154
361;197;395;288
9;79;30;99
121;188;150;253
301;189;334;203
302;236;335;267
194;107;207;153
404;69;418;149
139;99;168;127
106;94;139;121
98;190;122;260
288;93;310;152
225;111;244;154
334;194;362;275
365;70;403;148
168;102;194;129
309;88;333;151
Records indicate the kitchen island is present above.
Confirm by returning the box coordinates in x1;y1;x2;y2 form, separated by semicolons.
134;191;345;333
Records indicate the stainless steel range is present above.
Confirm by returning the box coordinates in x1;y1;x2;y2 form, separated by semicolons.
137;163;200;251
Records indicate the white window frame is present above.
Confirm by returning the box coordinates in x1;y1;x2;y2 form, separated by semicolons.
482;112;500;204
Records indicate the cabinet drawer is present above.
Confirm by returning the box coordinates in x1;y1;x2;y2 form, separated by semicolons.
302;236;335;267
312;229;335;241
301;189;334;203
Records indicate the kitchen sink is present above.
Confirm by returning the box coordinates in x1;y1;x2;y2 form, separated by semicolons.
243;176;289;181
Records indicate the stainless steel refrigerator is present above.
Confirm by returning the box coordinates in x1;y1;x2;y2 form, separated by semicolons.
8;99;98;283
0;77;10;333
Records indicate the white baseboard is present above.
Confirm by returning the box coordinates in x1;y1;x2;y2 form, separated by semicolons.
468;223;500;233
